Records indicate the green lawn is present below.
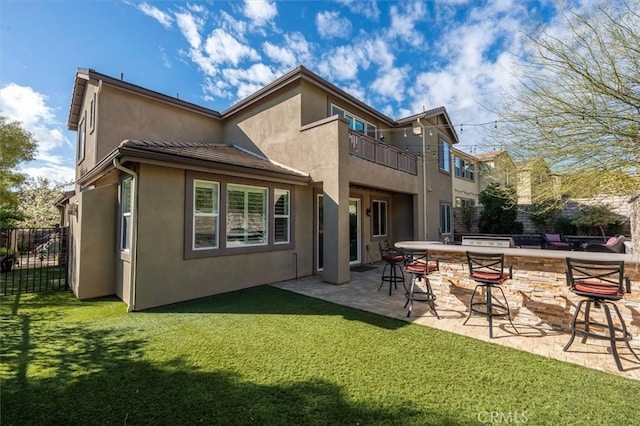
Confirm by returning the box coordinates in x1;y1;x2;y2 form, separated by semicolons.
1;264;67;296
1;286;639;425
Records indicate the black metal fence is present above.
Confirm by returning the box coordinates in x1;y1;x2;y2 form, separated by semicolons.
1;227;69;296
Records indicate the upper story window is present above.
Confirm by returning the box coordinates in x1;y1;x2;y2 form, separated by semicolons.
331;104;377;139
454;156;475;181
455;197;475;208
77;113;86;163
438;139;451;173
89;93;96;132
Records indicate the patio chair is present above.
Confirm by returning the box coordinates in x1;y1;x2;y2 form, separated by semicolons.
378;240;405;296
403;250;439;318
464;251;519;338
563;257;639;371
585;235;626;253
541;233;572;250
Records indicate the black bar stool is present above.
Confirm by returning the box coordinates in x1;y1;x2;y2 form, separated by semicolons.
404;250;439;318
464;251;518;338
378;241;405;296
564;258;639;371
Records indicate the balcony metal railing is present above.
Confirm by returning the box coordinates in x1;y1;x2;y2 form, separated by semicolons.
348;131;417;175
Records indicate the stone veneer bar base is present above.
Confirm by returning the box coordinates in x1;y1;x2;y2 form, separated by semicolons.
425;249;640;339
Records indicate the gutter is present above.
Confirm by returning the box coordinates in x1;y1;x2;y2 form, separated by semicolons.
417;117;428;240
113;158;138;312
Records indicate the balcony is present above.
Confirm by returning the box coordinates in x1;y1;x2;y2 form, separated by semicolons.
348;131;417;175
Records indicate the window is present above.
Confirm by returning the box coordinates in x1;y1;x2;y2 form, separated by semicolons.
372;200;387;237
454;156;475;180
274;189;290;244
455;197;475;208
193;180;219;249
440;203;452;235
226;184;267;247
439;139;451;172
331;104;378;139
77;114;86;162
89;93;96;132
120;178;132;251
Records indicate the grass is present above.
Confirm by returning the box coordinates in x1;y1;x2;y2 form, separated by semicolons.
1;286;639;425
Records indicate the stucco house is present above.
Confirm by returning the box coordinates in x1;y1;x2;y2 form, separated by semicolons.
65;65;459;310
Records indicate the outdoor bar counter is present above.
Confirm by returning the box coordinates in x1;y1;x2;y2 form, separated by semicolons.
395;241;640;338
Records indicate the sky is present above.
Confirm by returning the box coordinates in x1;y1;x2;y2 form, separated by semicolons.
1;0;575;184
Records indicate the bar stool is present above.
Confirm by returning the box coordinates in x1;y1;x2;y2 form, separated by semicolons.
378;241;405;296
564;258;639;371
404;250;439;318
464;251;518;338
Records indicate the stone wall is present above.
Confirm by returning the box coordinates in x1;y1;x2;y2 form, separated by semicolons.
426;249;640;338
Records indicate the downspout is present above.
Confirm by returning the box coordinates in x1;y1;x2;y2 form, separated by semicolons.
113;158;138;312
417;118;428;240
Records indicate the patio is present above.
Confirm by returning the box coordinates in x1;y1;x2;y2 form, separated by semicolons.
273;262;640;380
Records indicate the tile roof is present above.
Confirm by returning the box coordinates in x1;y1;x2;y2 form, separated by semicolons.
474;150;506;160
119;140;309;180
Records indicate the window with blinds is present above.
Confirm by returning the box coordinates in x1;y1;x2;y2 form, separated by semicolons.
193;180;219;249
274;189;290;244
226;184;267;247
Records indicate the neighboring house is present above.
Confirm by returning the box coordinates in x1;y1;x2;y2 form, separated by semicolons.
65;65;459;310
451;148;478;207
475;150;517;193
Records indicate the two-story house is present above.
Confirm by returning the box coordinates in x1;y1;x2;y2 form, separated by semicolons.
65;65;459;310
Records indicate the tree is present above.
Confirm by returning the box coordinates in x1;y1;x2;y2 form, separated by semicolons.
492;0;640;200
490;0;639;243
570;204;622;237
478;183;523;234
1;116;38;227
17;177;67;228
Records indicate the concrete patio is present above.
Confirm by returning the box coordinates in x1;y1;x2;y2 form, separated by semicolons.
272;262;640;380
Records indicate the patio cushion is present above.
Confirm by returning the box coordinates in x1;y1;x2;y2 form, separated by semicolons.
574;280;620;297
382;253;404;262
606;237;618;246
545;233;562;242
471;271;509;282
405;261;437;274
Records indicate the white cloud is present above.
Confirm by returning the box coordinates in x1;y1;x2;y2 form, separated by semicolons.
335;0;380;20
22;164;75;184
370;66;409;102
263;33;313;69
318;45;370;81
220;10;248;38
388;1;428;47
137;2;173;29
221;63;279;99
0;83;74;182
175;11;202;49
203;28;260;67
243;0;277;26
316;11;352;39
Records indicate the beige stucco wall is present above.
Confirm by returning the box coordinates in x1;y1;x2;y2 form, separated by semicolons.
132;163;314;310
70;185;117;300
90;85;222;170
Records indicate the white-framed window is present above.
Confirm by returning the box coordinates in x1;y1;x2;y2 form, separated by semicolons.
454;156;475;180
226;184;268;247
193;180;219;250
331;104;378;139
120;178;132;251
440;202;452;235
372;200;387;237
439;139;451;173
77;114;86;162
274;189;290;244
